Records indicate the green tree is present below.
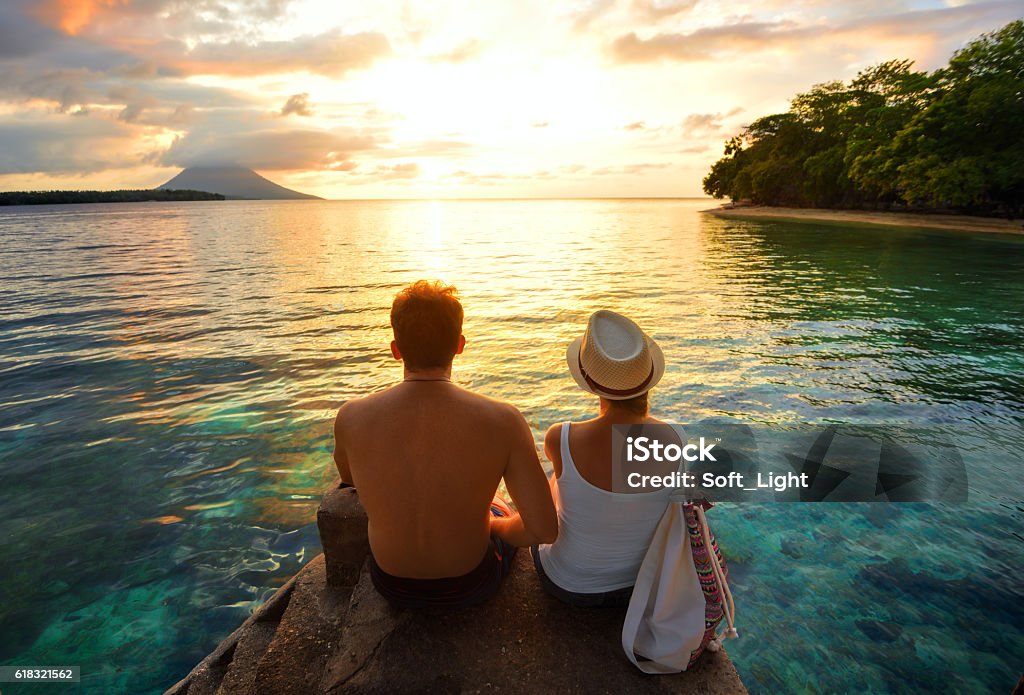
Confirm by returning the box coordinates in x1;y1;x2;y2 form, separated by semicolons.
702;20;1024;217
844;60;934;203
891;20;1024;214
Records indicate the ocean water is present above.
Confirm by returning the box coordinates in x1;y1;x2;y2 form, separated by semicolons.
0;198;1021;694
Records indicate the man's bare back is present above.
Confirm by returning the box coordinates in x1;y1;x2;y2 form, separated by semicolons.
334;379;554;578
334;280;555;600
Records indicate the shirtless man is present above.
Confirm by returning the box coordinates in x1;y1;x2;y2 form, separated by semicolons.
333;280;557;608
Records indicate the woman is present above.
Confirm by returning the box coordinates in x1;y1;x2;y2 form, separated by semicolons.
533;310;675;607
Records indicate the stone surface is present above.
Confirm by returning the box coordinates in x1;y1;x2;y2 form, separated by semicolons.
322;551;747;694
172;485;747;695
216;622;277;695
320;562;409;692
317;483;370;587
253;555;352;695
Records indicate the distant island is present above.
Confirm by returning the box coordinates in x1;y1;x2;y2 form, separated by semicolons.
158;166;322;200
1;166;322;206
703;20;1023;219
0;189;224;206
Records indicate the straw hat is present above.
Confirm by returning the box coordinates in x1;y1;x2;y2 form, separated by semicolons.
566;310;665;400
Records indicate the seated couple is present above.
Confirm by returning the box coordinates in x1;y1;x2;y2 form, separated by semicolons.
333;280;672;609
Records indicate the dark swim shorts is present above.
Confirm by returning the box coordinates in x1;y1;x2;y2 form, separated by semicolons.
368;498;518;609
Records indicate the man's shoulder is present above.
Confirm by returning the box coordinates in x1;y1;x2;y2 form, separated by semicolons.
453;386;522;421
335;386;397;423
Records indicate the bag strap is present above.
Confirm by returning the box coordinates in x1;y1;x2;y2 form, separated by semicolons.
692;503;739;650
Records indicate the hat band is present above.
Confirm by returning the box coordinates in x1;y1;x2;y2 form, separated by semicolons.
577;353;655;397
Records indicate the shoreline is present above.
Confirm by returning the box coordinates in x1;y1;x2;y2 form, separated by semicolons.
703;205;1024;236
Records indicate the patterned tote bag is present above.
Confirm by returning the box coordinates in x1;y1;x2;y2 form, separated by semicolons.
622;493;738;673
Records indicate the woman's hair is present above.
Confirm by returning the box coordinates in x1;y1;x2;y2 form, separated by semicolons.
608;391;649;415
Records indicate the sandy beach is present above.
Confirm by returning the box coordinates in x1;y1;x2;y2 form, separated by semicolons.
703;205;1024;236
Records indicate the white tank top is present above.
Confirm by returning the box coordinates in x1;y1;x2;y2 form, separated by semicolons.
536;422;673;593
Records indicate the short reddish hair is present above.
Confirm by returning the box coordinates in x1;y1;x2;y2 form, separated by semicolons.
390;280;464;370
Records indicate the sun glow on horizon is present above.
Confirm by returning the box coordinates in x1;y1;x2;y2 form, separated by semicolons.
1;0;1020;198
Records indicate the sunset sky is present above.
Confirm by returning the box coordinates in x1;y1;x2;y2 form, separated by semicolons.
0;0;1019;198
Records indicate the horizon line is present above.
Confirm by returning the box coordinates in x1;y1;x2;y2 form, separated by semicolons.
0;192;716;202
283;195;715;201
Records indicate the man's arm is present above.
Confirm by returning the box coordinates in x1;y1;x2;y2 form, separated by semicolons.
491;408;558;546
332;407;354;485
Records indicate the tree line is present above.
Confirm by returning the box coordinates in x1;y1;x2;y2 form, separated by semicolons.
0;189;225;206
703;20;1024;218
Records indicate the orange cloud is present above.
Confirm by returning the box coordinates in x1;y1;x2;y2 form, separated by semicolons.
32;0;124;35
167;31;392;77
609;3;1021;64
161;127;379;170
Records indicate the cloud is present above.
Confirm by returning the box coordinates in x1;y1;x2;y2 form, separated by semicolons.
29;0;294;39
449;169;508;183
681;112;726;137
631;0;700;20
29;0;117;36
675;108;744;147
0;3;64;58
447;168;557;184
609;2;1022;63
567;0;618;30
280;92;313;117
566;0;699;31
0;4;139;75
590;162;671;175
13;3;392;79
347;162;421;183
165;31;392;77
161;127;379;170
446;163;672;184
392;163;419;178
611;22;800;62
4;0;1017;193
0;65;96;112
0;25;259;117
0;7;404;179
167;103;194;125
0;4;135;110
109;85;159;123
429;39;483;63
0;114;155;173
379;139;473;158
0;55;253;132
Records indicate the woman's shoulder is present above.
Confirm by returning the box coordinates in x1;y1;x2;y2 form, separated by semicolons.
543;423;564;473
543;421;561;446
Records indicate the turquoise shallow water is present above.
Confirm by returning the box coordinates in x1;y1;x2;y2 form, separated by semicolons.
0;199;1021;693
